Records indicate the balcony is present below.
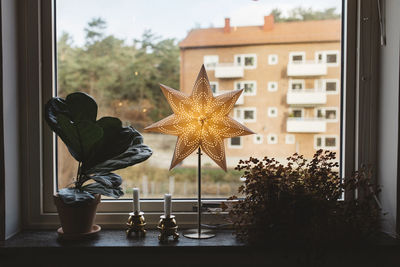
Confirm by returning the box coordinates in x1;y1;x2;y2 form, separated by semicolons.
215;90;244;105
287;61;327;76
215;63;244;78
286;89;327;106
286;118;326;133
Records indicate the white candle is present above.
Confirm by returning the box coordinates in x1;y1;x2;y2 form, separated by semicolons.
164;194;172;217
133;188;140;213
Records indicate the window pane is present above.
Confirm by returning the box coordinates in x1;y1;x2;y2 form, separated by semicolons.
326;110;336;119
56;0;342;200
325;137;336;147
292;55;303;62
326;54;337;63
326;81;337;92
244;110;254;119
230;137;241;146
244;56;254;66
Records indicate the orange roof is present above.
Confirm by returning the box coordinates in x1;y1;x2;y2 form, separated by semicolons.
179;19;341;48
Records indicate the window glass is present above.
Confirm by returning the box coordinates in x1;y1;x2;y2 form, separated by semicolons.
244;56;255;66
244;110;255;120
316;137;322;147
210;82;218;94
326;53;337;63
230;137;241;146
326;110;336;120
326;81;337;92
325;137;336;147
56;0;342;200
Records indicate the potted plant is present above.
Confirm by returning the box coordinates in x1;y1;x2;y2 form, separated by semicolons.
223;150;381;247
45;92;152;238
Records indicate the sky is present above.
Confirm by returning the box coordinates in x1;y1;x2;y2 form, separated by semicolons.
56;0;342;46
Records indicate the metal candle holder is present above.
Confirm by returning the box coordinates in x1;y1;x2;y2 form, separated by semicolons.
157;215;179;242
183;148;215;239
126;211;146;237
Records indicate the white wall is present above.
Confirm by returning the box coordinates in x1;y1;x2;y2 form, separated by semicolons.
378;0;400;236
2;0;21;239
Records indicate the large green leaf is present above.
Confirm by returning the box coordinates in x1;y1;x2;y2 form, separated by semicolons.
45;92;100;161
82;125;152;173
65;92;98;122
57;114;103;161
58;188;95;204
82;182;124;198
90;172;122;188
86;140;152;174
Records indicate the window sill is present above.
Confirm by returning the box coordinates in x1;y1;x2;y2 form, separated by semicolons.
1;230;400;266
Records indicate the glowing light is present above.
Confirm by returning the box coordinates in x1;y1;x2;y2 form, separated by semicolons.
118;102;123;107
142;108;147;113
144;65;255;171
135;71;139;76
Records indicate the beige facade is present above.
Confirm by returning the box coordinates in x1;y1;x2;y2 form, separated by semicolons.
179;17;341;166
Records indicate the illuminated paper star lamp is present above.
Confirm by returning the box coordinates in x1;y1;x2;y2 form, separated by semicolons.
144;65;255;171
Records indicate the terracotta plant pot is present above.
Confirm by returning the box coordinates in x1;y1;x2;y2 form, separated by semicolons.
53;194;101;234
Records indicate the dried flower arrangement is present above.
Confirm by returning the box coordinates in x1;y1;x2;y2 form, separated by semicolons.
222;150;381;246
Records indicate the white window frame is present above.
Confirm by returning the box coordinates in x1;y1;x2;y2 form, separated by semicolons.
18;0;380;230
268;54;278;65
323;79;340;94
267;134;278;144
267;81;278;92
234;54;257;69
314;135;338;150
210;81;219;94
235;81;257;96
315;107;339;122
289;79;305;91
203;55;219;70
315;50;340;66
228;136;243;149
267;107;278;118
234;107;257;123
253;134;263;144
289;51;306;63
285;134;295;145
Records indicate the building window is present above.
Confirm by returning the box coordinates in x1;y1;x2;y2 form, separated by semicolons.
254;134;263;144
267;81;278;92
204;55;219;69
268;107;278;117
315;51;339;66
235;54;257;69
285;134;295;144
316;108;338;121
235;81;256;96
289;79;305;91
314;136;338;149
267;134;278;144
323;79;339;94
289;52;305;63
289;108;303;118
210;82;218;94
229;137;242;148
268;54;278;65
234;107;257;123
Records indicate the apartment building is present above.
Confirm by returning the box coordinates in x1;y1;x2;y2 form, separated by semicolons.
179;15;341;166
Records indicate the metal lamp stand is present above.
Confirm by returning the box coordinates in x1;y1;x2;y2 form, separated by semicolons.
183;148;215;239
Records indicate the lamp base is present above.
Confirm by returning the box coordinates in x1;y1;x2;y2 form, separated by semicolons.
183;229;215;239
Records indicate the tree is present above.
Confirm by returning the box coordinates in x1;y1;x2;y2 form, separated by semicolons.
270;7;341;22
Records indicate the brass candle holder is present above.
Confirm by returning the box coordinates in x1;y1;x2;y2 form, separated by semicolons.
126;211;146;237
157;215;179;242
